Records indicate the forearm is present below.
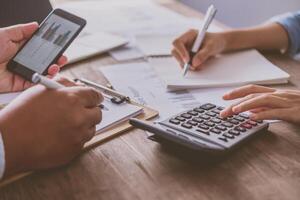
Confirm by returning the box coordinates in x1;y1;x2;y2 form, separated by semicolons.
222;23;289;53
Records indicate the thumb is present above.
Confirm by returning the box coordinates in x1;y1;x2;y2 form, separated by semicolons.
4;22;38;42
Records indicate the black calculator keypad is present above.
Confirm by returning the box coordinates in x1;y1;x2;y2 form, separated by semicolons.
161;103;267;147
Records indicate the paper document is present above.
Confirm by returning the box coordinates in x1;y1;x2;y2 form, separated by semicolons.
96;98;143;133
66;32;128;64
135;34;177;57
59;0;223;61
100;62;236;119
150;50;290;90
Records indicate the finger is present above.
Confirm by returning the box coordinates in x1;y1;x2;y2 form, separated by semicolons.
250;108;292;121
249;107;270;113
55;76;77;87
172;49;184;68
84;126;97;143
47;65;60;76
232;94;289;114
23;80;34;90
5;22;38;42
172;38;190;63
223;85;276;100
220;93;261;118
11;75;26;92
191;48;210;70
57;55;68;67
67;87;103;108
86;107;102;127
172;30;198;62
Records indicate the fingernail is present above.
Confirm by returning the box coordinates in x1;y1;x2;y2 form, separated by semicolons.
250;114;257;120
232;106;240;113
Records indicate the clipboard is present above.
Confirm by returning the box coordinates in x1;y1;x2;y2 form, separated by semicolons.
0;79;158;187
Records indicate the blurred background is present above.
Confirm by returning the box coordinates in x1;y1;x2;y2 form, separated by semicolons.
181;0;300;28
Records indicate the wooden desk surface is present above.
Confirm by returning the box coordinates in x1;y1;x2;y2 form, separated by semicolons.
1;1;300;199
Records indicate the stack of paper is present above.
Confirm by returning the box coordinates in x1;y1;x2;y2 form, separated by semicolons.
58;0;223;61
150;50;290;90
66;32;128;64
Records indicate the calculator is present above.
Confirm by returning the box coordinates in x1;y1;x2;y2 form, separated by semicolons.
130;103;269;154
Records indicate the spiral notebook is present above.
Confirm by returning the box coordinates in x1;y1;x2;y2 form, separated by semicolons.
150;49;290;91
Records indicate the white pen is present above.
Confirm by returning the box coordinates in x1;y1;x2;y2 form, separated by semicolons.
182;5;217;76
31;73;107;109
31;73;64;89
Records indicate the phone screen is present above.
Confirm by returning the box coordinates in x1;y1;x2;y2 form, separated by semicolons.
13;13;80;74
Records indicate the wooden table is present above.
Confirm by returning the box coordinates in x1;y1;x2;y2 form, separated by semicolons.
1;0;300;199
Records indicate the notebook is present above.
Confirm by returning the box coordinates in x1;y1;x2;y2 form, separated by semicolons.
151;49;290;91
65;32;128;64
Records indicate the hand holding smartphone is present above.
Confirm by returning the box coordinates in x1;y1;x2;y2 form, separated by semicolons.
7;9;86;81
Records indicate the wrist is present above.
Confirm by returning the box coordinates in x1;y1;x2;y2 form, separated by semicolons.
221;31;236;52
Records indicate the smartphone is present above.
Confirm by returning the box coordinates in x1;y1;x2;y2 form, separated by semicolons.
7;9;86;81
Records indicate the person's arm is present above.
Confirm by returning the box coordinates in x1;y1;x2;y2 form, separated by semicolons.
172;11;300;70
222;23;289;53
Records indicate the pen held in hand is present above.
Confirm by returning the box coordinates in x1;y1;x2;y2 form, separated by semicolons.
182;5;217;77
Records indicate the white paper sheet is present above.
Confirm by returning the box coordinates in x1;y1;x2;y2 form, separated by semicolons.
151;50;290;90
58;0;223;61
100;62;236;119
96;98;143;133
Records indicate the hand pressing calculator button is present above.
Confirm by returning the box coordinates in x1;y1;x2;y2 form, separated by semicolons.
130;103;269;154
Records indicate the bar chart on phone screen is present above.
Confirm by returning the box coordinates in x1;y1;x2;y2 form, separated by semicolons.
14;14;80;73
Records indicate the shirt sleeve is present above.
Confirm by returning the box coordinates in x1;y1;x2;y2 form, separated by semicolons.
270;11;300;56
0;132;5;179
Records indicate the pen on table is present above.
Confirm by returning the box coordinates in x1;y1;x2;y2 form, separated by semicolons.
31;73;107;109
75;78;131;102
182;5;217;76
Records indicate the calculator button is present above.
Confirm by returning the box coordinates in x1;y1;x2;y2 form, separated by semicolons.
181;113;192;119
175;116;186;122
228;129;240;136
204;121;215;127
233;116;245;122
206;111;217;117
198;124;209;130
222;122;234;128
239;113;249;119
247;120;257;126
193;108;205;113
216;125;227;131
223;133;235;139
200;103;216;110
241;123;252;129
211;118;221;124
211;109;221;114
199;114;210;120
192;117;203;123
235;126;246;132
182;123;193;129
187;110;198;116
217;106;225;111
218;137;228;142
211;128;221;134
169;119;180;125
187;120;198;126
196;129;210;135
227;119;239;125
